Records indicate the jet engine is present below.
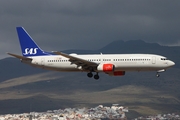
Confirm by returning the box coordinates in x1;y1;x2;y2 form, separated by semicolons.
97;63;115;72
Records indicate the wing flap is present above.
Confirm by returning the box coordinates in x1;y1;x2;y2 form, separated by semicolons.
53;51;98;67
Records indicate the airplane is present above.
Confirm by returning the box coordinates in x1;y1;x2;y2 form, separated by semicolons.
7;27;175;80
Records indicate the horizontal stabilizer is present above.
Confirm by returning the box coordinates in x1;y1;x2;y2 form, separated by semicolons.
7;53;32;61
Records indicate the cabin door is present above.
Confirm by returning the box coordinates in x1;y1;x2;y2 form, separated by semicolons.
41;58;45;65
152;56;156;64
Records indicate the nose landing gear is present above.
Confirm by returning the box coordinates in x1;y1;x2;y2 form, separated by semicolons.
156;69;165;77
156;73;160;77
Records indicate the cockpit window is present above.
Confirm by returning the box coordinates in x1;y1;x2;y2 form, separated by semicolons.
161;58;167;60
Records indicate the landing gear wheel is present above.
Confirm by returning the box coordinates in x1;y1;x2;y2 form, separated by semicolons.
94;74;99;80
87;72;93;78
156;74;160;77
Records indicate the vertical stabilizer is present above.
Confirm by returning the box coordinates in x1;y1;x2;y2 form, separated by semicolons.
16;27;51;56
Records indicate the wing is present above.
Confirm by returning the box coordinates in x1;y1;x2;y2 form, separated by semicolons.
53;51;98;71
7;53;32;61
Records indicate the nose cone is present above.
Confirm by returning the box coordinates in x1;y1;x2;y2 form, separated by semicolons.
169;61;175;67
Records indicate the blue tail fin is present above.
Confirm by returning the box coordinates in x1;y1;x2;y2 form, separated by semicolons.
16;27;52;57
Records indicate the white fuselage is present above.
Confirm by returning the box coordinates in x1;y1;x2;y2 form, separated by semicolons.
25;54;175;72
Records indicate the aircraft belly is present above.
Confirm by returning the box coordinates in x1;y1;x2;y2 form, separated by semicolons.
114;62;165;71
44;63;80;72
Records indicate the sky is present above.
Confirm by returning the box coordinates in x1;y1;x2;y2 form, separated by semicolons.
0;0;180;59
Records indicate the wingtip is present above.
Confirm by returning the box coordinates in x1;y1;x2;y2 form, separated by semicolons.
52;51;62;54
51;51;57;53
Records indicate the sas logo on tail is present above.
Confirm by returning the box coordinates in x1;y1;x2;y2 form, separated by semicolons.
23;48;38;55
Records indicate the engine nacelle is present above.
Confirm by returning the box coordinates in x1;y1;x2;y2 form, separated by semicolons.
97;63;115;72
108;71;125;76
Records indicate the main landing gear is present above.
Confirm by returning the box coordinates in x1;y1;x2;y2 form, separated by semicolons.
87;72;99;80
87;72;93;78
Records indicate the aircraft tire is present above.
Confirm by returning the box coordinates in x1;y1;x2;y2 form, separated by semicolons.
156;74;160;77
87;72;93;78
94;74;99;80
